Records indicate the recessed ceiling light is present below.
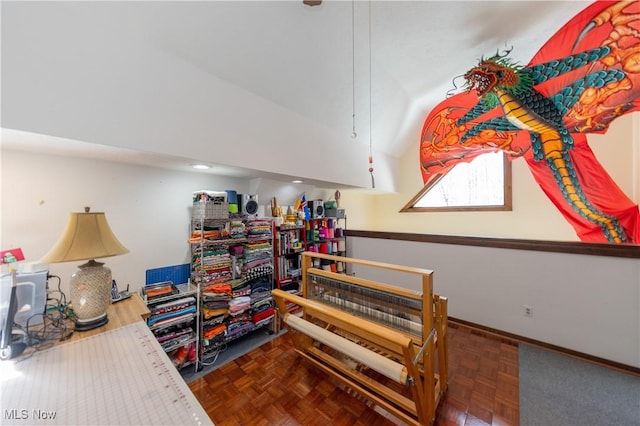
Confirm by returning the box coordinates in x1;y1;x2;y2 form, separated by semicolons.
191;164;211;170
292;179;304;184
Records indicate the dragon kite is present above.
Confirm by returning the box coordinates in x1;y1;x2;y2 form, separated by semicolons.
420;0;640;243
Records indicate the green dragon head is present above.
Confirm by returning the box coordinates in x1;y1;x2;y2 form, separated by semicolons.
463;49;533;105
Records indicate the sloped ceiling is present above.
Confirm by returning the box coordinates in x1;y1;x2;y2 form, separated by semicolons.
1;1;590;190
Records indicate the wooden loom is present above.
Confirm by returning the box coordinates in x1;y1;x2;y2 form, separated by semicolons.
271;252;448;425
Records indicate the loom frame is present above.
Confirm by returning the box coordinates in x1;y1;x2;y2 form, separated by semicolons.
272;252;448;425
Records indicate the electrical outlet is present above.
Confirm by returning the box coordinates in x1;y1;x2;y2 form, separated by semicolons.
523;305;533;317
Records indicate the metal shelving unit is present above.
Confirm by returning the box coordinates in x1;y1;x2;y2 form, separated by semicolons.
141;282;200;371
190;200;275;367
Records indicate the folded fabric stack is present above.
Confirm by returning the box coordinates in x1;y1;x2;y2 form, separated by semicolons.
201;306;229;319
147;310;197;328
227;312;251;325
228;296;251;315
156;328;195;351
189;229;224;244
246;219;272;239
244;240;271;253
231;283;251;297
150;296;196;316
201;307;228;347
243;264;273;282
195;217;277;354
202;282;231;295
226;321;255;338
252;307;275;327
202;299;230;310
229;220;246;238
147;297;197;327
200;248;232;283
202;323;227;341
244;219;273;268
250;276;272;303
243;251;272;270
250;290;271;305
202;311;226;327
191;255;232;284
252;297;274;326
252;297;272;312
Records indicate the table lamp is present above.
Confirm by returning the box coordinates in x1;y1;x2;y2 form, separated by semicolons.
41;207;129;331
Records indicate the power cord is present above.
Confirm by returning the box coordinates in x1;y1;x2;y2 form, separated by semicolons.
200;343;227;366
23;274;75;351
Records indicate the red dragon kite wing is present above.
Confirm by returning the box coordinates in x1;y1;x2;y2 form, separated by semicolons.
420;0;640;243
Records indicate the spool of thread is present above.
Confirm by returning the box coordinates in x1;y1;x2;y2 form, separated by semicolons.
335;228;344;237
330;264;337;273
225;190;237;204
322;264;332;271
332;242;338;252
226;190;238;213
327;219;335;229
336;262;344;273
328;228;335;238
319;243;329;254
338;240;346;252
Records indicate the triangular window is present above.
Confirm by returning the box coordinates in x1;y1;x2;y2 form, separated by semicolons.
403;152;512;212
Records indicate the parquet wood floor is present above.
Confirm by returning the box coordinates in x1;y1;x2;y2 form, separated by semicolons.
188;322;519;425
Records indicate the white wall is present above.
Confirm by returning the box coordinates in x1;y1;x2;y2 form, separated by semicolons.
0;150;253;295
0;149;334;296
349;236;640;368
1;1;396;192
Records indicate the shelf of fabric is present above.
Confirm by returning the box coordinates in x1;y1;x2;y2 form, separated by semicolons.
191;214;274;367
161;335;197;353
142;281;200;372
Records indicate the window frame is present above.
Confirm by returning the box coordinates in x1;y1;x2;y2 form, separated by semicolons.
401;152;513;212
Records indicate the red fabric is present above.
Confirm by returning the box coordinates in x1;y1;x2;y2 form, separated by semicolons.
526;141;639;242
419;93;532;185
525;0;640;242
419;0;640;243
530;0;640;132
252;307;275;324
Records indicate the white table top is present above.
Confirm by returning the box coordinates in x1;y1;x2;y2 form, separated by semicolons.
0;321;212;425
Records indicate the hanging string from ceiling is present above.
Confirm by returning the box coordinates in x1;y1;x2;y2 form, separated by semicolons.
351;0;357;139
368;0;375;189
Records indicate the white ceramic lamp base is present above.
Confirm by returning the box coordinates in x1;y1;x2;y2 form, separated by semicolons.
70;260;112;331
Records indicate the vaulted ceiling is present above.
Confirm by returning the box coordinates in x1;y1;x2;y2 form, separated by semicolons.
1;1;591;190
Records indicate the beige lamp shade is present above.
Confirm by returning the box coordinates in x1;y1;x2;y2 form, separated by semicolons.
41;208;129;263
41;208;128;331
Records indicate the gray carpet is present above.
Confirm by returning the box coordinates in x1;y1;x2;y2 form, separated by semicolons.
519;344;640;426
180;327;285;383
